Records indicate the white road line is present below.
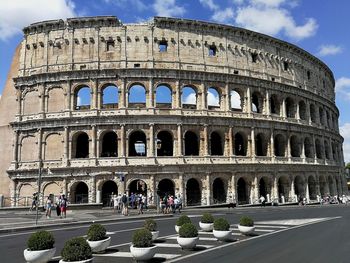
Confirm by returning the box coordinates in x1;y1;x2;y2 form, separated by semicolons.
156;243;214;249
254;225;288;229
96;252;181;259
167;236;218;241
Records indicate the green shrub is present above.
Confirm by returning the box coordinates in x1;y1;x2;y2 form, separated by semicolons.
27;230;55;251
179;223;198;238
213;218;230;231
200;213;214;223
239;216;254;227
87;223;107;241
132;228;153;248
61;237;92;261
144;219;157;232
176;215;191;226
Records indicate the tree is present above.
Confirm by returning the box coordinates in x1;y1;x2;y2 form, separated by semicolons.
346;163;350;170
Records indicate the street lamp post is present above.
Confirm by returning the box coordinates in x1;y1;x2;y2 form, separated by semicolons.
35;160;43;225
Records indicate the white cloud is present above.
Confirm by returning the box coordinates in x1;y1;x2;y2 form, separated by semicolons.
182;93;196;104
0;0;76;41
340;123;350;164
250;0;286;7
317;45;343;57
335;77;350;101
199;0;219;10
207;92;219;106
211;8;235;24
153;0;186;17
230;91;242;109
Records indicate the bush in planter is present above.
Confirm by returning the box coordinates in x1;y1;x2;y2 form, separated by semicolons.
201;213;214;223
239;216;254;227
87;223;107;241
27;230;55;251
213;218;230;231
176;215;191;226
61;237;92;262
144;219;157;232
132;228;153;248
179;223;198;238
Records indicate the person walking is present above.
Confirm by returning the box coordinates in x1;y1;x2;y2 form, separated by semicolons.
60;194;67;218
121;193;128;216
55;195;61;217
45;196;52;219
29;193;38;212
259;195;266;207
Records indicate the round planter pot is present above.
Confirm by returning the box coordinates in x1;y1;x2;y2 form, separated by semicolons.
213;230;232;241
175;225;180;233
238;225;255;235
59;258;93;263
130;245;157;261
24;247;56;263
177;236;199;250
151;231;159;241
87;236;111;253
199;222;213;232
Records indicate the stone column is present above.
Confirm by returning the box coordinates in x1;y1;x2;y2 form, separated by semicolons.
287;133;291;158
200;83;206;110
225;83;230;111
119;78;126;108
246;87;252;113
148;123;155;157
272;175;279;202
96;85;102;110
305;182;310;203
296;102;300;120
66;81;72;111
175;80;181;109
203;124;209;156
228;127;233;156
120;124;125;157
177;124;183;156
231;173;237;203
290;178;296;202
38;128;43;161
91;125;96;158
251;127;255;158
253;176;259;202
63;126;69;164
265;90;270;116
178;173;184;201
147;78;154;108
206;173;211;205
270;129;275;158
306;101;311;124
91;176;96;203
39;85;45;115
282;98;286;118
12;130;19;164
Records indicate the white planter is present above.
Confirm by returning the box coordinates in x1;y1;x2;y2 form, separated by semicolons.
213;230;232;241
130;245;157;261
238;225;255;235
59;258;93;263
199;222;213;232
175;225;180;233
24;247;56;263
177;236;199;249
151;231;159;241
87;236;111;253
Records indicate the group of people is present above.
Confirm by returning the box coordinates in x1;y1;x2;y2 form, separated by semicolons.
160;194;182;214
30;193;68;219
111;192;148;216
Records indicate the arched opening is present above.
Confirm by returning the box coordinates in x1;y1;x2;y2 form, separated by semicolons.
102;85;119;109
278;177;289;202
274;134;286;157
332;142;337;161
156;130;173;156
252;91;263;113
74;132;89;158
128;84;146;108
157;179;174;198
128;130;147;157
230;89;243;111
129;179;148;196
184;131;199;156
290;135;301;157
299;100;307;120
324;140;330;159
255;133;267;156
308;177;317;200
18;184;36;206
234;132;247;156
156;85;172;108
319;176;327;197
237;178;248;205
310;104;316;123
186;178;201;206
294;176;305;199
304;137;313;158
72;182;88;204
285;97;295;118
259;178;267;198
270;94;280;115
315;139;323;159
326;111;331;128
181;86;197;109
213;178;226;203
101;131;118;157
328;177;335;196
207;87;220;110
319;107;325;125
75;86;91;110
210;131;223;156
101;180;118;206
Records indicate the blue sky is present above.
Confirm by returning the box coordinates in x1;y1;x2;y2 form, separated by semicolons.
0;0;349;163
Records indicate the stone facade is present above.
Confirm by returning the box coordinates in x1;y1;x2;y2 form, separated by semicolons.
0;16;346;207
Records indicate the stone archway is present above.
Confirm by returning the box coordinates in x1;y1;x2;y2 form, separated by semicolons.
186;178;201;206
308;176;317;201
71;181;89;204
278;176;290;202
129;179;148;196
294;176;305;200
157;179;174;199
213;178;226;204
237;178;248;205
101;180;118;207
259;178;267;198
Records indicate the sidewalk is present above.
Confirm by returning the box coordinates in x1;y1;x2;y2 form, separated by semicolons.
0;207;171;233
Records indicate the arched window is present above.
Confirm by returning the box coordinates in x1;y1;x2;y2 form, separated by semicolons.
319;107;325;125
181;86;197;109
310;104;316;123
237;177;248;204
129;84;146;108
75;86;91;110
213;178;226;203
299;100;307;120
315;139;323;159
255;133;267;156
210;131;223;156
207;87;220;110
184;131;199;156
290;135;301;157
74;132;89;158
270;94;280;115
285;97;295;118
252;91;263;113
156;131;173;156
186;178;201;206
234;132;246;156
304;137;313;158
102;85;119;109
274;134;286;157
128;130;147;156
230;89;243;111
101;131;118;157
324;140;330;159
156;85;172;108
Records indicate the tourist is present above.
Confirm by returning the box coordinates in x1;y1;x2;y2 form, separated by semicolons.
60;194;68;218
259;195;266;207
29;192;38;212
45;196;52;219
121;193;128;216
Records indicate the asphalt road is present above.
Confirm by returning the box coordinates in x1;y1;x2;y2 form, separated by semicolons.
1;205;349;263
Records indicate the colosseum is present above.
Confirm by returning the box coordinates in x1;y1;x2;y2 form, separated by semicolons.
0;16;346;207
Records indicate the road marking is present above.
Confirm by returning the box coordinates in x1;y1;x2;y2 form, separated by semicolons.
156;243;214;249
167;236;218;241
167;216;342;263
96;251;181;259
254;225;288;229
